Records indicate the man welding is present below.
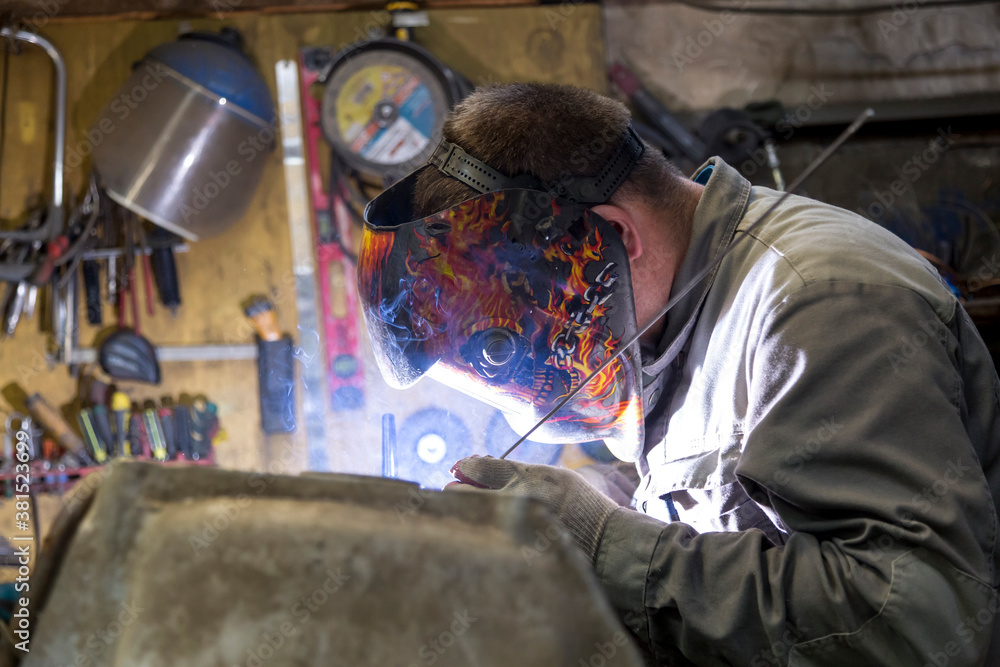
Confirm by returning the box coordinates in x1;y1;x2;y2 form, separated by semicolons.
357;83;1000;666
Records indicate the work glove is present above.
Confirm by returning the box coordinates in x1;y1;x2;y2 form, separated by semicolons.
449;456;621;564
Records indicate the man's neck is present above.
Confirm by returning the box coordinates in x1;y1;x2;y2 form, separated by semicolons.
637;180;701;347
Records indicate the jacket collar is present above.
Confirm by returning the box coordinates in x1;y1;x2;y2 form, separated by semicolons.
641;157;752;379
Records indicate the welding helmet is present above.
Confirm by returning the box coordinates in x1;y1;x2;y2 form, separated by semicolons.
358;126;646;462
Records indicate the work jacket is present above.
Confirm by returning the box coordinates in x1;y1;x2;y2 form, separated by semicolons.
595;157;1000;666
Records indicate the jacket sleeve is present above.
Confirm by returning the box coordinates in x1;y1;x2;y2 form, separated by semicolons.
594;281;1000;666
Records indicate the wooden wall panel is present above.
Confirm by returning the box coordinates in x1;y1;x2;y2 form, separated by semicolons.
0;3;606;521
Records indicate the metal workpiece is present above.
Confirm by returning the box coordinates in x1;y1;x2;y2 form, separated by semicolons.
20;462;645;667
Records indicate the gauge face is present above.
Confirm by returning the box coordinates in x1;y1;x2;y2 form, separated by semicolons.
322;49;450;180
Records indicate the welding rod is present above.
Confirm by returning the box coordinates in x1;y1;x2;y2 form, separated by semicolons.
500;108;875;460
381;414;397;478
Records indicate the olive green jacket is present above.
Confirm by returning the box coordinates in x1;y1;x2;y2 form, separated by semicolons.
596;158;1000;666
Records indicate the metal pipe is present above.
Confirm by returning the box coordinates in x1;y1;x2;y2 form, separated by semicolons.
67;344;259;365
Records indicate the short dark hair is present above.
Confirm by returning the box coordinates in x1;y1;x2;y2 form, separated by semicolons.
413;82;687;219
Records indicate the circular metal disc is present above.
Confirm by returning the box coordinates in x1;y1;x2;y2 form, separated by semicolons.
322;49;451;181
395;408;474;488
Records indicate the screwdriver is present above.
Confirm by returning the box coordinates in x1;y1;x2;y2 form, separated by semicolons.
143;409;168;461
191;399;215;460
91;405;115;458
111;391;132;457
158;407;177;460
78;408;108;464
131;409;148;458
174;404;194;460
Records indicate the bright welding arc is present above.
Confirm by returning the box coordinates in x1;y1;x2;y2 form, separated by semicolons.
499;108;875;460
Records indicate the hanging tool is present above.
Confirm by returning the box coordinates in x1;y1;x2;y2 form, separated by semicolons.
142;409;167;461
149;227;181;315
130;409;148;458
91;404;115;455
97;203;161;384
387;1;428;42
0;27;67;283
174;404;194;460
158;407;177;459
82;259;102;325
131;214;155;318
24;393;93;465
300;51;374;412
110;391;132;457
315;39;470;182
77;409;108;464
245;296;296;434
99;330;161;383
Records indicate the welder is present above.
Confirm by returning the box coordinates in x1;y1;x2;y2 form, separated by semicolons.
357;83;1000;666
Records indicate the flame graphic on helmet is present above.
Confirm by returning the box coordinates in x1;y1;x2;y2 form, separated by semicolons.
359;190;640;433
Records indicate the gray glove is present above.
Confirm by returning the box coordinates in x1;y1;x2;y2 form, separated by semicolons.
450;456;620;564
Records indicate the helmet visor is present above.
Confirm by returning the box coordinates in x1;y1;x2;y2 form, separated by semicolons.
358;176;645;461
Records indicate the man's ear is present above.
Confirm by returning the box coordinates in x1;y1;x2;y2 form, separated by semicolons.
591;204;643;261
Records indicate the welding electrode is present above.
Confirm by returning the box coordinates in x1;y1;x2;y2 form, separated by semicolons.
111;391;132;457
